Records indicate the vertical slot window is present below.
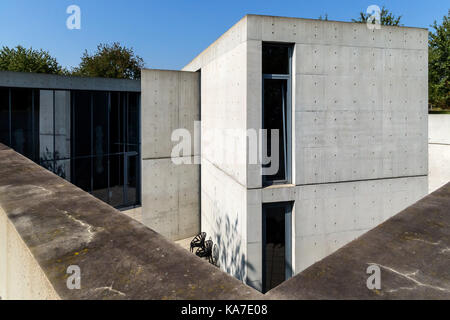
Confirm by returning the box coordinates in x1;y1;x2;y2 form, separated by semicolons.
262;43;292;185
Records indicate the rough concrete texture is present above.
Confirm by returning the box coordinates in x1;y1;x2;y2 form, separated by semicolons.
267;182;450;300
429;114;450;193
0;206;60;300
183;14;429;289
122;207;143;224
141;69;200;241
0;145;261;300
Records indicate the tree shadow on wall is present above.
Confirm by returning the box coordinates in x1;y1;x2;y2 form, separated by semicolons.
212;207;255;282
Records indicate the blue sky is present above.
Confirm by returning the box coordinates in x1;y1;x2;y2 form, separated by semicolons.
0;0;447;70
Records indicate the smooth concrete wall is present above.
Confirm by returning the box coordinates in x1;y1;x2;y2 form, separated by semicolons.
0;206;60;300
201;158;247;280
244;15;428;288
245;14;429;187
141;69;200;241
184;18;250;279
429;114;450;193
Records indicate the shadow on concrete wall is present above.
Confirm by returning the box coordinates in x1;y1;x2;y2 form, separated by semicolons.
211;209;255;282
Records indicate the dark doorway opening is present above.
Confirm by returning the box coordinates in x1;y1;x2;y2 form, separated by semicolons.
262;202;293;293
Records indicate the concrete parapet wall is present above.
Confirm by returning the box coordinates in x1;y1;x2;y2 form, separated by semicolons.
0;145;261;300
0;205;60;300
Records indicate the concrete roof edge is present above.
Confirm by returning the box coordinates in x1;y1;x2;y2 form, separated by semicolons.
182;15;248;70
0;70;141;92
141;68;198;74
245;13;429;31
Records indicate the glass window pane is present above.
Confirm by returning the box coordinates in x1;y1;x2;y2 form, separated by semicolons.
55;159;70;181
41;160;54;173
127;93;139;153
72;157;92;192
11;88;35;160
263;44;290;75
55;90;71;160
110;92;124;154
39;90;54;163
93;92;108;156
263;79;287;182
0;88;9;146
92;155;108;203
72;91;92;157
126;154;138;205
109;154;124;207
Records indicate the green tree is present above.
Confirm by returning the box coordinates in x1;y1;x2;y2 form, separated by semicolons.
0;45;64;74
352;6;403;26
72;42;144;80
429;10;450;110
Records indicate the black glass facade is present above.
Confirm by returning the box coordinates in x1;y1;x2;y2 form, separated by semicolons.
0;87;141;209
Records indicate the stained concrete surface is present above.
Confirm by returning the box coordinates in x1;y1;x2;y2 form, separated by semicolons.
0;144;261;300
267;182;450;300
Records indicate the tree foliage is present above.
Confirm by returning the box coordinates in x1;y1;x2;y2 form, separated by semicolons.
72;42;144;80
352;6;402;26
0;45;64;74
318;14;329;21
429;10;450;110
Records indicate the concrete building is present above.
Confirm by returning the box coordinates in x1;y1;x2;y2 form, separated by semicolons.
180;15;429;292
0;15;431;293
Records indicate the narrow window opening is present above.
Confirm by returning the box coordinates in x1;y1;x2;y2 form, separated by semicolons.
262;43;292;185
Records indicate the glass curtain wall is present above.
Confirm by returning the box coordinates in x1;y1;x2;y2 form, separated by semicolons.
0;87;141;209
